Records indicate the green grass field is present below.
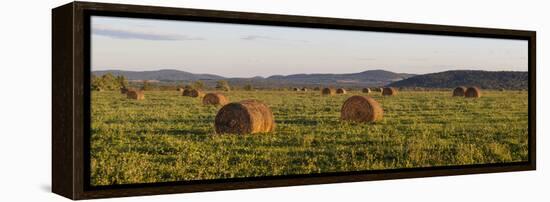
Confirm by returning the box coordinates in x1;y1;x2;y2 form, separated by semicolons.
90;90;528;186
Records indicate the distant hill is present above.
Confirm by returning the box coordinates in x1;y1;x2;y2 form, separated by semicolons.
387;70;527;89
265;70;414;86
92;69;415;88
93;69;224;81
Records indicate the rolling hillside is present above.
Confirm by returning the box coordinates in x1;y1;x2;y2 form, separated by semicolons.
92;69;415;88
93;69;224;81
387;70;528;89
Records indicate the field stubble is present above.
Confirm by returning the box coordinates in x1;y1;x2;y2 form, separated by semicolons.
91;90;528;186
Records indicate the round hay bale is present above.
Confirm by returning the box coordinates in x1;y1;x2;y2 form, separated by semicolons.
336;88;347;94
465;87;481;98
341;95;383;123
293;87;301;91
215;100;275;134
362;88;371;93
321;88;335;95
182;89;204;97
120;87;128;94
372;87;383;92
301;87;308;91
203;93;229;106
182;89;191;96
452;86;466;97
382;87;397;96
127;90;144;100
177;88;184;92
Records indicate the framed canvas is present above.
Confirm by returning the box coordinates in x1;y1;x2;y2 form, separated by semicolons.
52;1;536;200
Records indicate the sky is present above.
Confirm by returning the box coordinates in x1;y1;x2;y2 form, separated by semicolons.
91;16;528;78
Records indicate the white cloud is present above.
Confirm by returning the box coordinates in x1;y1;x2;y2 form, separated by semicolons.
92;24;204;41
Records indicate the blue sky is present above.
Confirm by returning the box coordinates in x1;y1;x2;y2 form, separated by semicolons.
91;16;528;77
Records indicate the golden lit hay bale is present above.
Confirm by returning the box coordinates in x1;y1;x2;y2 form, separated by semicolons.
336;88;347;94
382;87;397;96
177;88;184;92
120;87;128;94
127;90;144;100
203;93;229;106
182;89;204;97
465;87;481;98
362;88;371;93
453;86;466;97
293;87;301;91
215;100;275;134
302;87;308;91
341;95;383;123
321;88;335;95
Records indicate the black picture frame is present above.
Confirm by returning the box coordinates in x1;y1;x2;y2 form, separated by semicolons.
52;1;536;200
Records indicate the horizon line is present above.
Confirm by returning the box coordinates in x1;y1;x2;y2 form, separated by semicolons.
91;68;528;78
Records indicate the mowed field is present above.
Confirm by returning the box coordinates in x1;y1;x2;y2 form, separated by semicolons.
90;90;528;186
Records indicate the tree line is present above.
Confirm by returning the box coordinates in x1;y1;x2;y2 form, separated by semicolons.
91;73;128;91
91;73;246;91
